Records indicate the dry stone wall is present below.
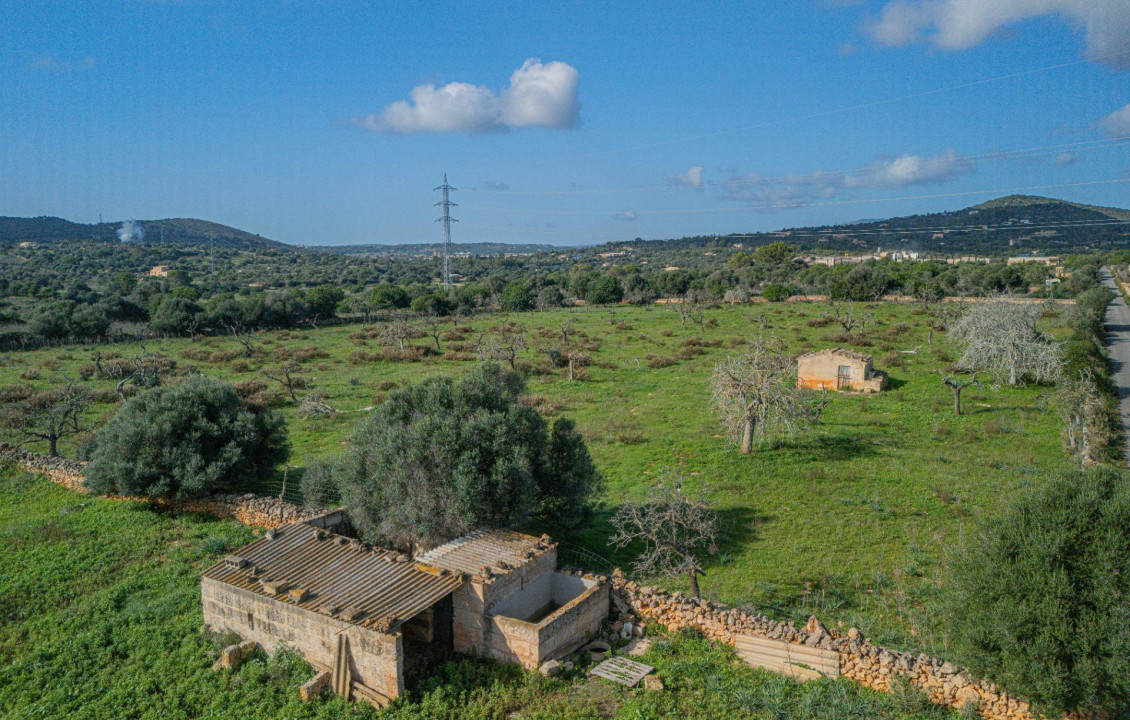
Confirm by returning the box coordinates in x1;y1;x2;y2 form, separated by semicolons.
0;442;319;529
603;569;1082;720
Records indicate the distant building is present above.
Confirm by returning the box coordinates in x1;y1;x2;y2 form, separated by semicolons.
1007;255;1061;266
797;348;887;393
148;265;170;277
17;241;36;248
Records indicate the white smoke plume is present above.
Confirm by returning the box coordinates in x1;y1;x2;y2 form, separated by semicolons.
117;220;145;243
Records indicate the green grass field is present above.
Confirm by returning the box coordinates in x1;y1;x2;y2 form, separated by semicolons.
0;469;965;720
0;301;1079;653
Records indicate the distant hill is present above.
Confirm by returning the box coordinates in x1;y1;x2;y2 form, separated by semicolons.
323;241;565;257
0;216;289;252
594;195;1130;256
797;194;1130;252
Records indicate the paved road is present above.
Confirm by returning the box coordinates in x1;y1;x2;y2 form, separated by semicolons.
1100;267;1130;463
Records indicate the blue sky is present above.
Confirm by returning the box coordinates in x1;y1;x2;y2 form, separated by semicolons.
1;0;1128;246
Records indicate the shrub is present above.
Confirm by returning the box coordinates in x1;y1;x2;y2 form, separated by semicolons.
84;376;289;500
300;459;342;509
761;283;792;302
939;466;1130;716
315;363;601;548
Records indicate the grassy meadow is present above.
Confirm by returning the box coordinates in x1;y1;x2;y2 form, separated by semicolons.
0;468;967;719
0;300;1079;654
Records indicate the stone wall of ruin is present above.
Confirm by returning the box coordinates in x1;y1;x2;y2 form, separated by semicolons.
201;577;402;703
604;570;1078;720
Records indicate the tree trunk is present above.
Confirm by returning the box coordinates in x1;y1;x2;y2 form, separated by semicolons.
953;386;962;416
48;435;59;457
740;419;754;454
689;566;701;599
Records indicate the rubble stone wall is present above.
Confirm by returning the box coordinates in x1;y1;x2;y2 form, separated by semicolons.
0;442;320;529
604;571;1081;720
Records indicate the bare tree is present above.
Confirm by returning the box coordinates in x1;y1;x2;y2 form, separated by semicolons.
424;319;444;353
230;326;259;358
379;317;413;354
1057;370;1111;464
93;351;170;401
949;299;1062;387
559;320;575;348
610;471;718;599
710;338;814;453
1;383;91;457
676;291;705;329
940;370;980;416
828;300;858;333
476;329;527;370
263;361;303;402
828;300;874;334
724;288;748;306
565;350;589;381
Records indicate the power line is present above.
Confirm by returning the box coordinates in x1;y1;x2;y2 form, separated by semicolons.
553;49;1130;163
465;177;1130;217
465;135;1130;198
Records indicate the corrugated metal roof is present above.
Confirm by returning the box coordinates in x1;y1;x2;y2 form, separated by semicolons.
416;529;553;576
202;523;462;631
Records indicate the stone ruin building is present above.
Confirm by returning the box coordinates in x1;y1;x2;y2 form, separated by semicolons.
200;511;608;706
796;348;887;393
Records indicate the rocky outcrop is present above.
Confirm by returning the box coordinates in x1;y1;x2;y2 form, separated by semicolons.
0;442;319;529
601;569;1079;720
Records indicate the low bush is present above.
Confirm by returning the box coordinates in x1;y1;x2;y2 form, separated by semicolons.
940;465;1130;716
84;375;290;500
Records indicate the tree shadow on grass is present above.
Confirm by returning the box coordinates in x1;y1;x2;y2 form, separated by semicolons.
774;434;882;463
553;503;771;583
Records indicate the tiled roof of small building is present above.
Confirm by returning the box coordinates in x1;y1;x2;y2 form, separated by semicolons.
796;347;873;363
416;529;553;576
202;523;462;631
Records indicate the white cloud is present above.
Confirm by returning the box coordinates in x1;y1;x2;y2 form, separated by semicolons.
499;59;581;129
357;58;580;134
1099;103;1130;137
726;149;975;210
613;210;638;222
479;181;511;191
668;166;705;189
847;149;974;189
1054;152;1081;166
31;55;94;73
866;0;1130;67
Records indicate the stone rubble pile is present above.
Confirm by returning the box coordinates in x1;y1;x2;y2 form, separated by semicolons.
0;443;319;529
604;569;1080;720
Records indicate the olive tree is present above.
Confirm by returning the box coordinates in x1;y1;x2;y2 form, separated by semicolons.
949;300;1062;386
940;466;1130;716
304;363;600;550
84;375;289;500
711;338;813;453
610;471;718;599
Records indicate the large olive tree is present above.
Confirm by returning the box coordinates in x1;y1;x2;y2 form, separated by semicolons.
304;363;600;550
84;375;289;500
940;466;1130;716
